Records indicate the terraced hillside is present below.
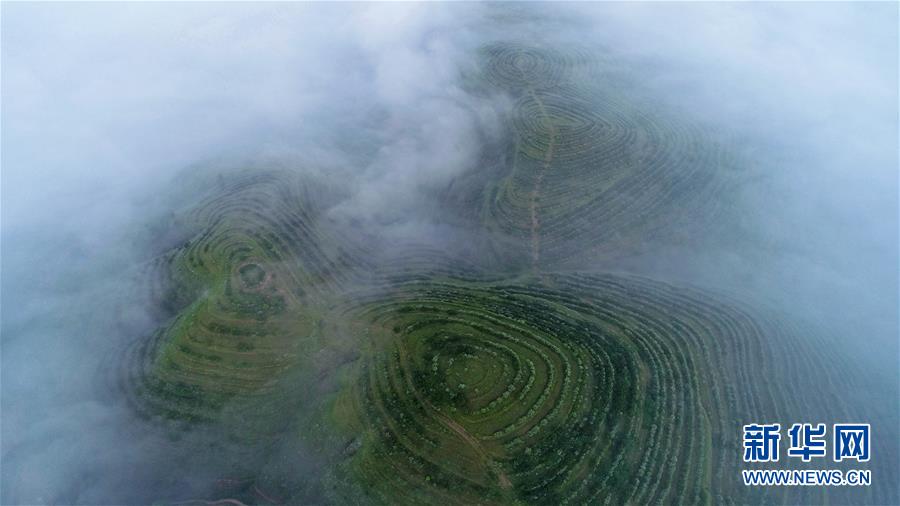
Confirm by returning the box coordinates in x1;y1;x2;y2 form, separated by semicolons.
119;41;893;505
468;43;740;271
330;273;881;505
120;169;366;431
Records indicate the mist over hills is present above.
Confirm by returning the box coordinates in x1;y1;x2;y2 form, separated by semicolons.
2;3;897;505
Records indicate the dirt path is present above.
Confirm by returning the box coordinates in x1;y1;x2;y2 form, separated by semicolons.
172;499;248;506
436;412;512;490
393;342;513;490
523;82;557;272
254;484;282;504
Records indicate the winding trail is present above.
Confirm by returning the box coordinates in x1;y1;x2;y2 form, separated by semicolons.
389;326;513;490
172;499;248;506
436;412;513;490
520;71;557;272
